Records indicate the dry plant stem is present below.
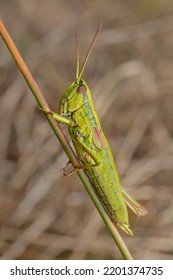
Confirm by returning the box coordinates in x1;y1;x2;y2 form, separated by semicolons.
0;20;133;260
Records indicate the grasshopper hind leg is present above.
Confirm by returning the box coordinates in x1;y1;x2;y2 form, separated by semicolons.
61;150;100;176
60;160;74;176
60;160;82;176
62;160;100;176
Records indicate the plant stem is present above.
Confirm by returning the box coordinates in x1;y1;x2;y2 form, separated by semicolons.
0;19;133;260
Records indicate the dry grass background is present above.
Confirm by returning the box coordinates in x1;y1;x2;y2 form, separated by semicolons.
0;0;173;260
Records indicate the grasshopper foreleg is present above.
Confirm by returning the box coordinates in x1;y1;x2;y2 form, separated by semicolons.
38;107;75;126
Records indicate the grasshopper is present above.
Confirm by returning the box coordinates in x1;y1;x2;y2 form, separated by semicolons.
41;25;146;236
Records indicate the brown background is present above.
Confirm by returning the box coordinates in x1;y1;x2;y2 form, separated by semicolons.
0;0;173;259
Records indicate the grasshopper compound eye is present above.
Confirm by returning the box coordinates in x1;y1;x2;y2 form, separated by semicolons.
77;84;87;93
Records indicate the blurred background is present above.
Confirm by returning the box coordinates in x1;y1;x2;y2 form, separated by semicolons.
0;0;173;260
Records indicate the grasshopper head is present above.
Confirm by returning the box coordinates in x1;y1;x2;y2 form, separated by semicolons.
59;78;92;115
59;24;102;116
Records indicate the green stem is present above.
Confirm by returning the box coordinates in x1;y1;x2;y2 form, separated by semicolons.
0;19;133;260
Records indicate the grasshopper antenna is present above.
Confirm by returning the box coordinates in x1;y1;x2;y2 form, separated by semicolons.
76;23;102;83
76;32;80;80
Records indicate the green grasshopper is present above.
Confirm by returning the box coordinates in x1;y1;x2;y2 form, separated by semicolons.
41;25;146;235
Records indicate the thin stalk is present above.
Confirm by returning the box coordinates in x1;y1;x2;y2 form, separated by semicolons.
0;20;133;260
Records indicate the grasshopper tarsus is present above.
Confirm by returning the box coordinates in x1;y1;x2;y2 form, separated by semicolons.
62;163;98;176
60;160;74;176
37;107;53;115
63;167;78;176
